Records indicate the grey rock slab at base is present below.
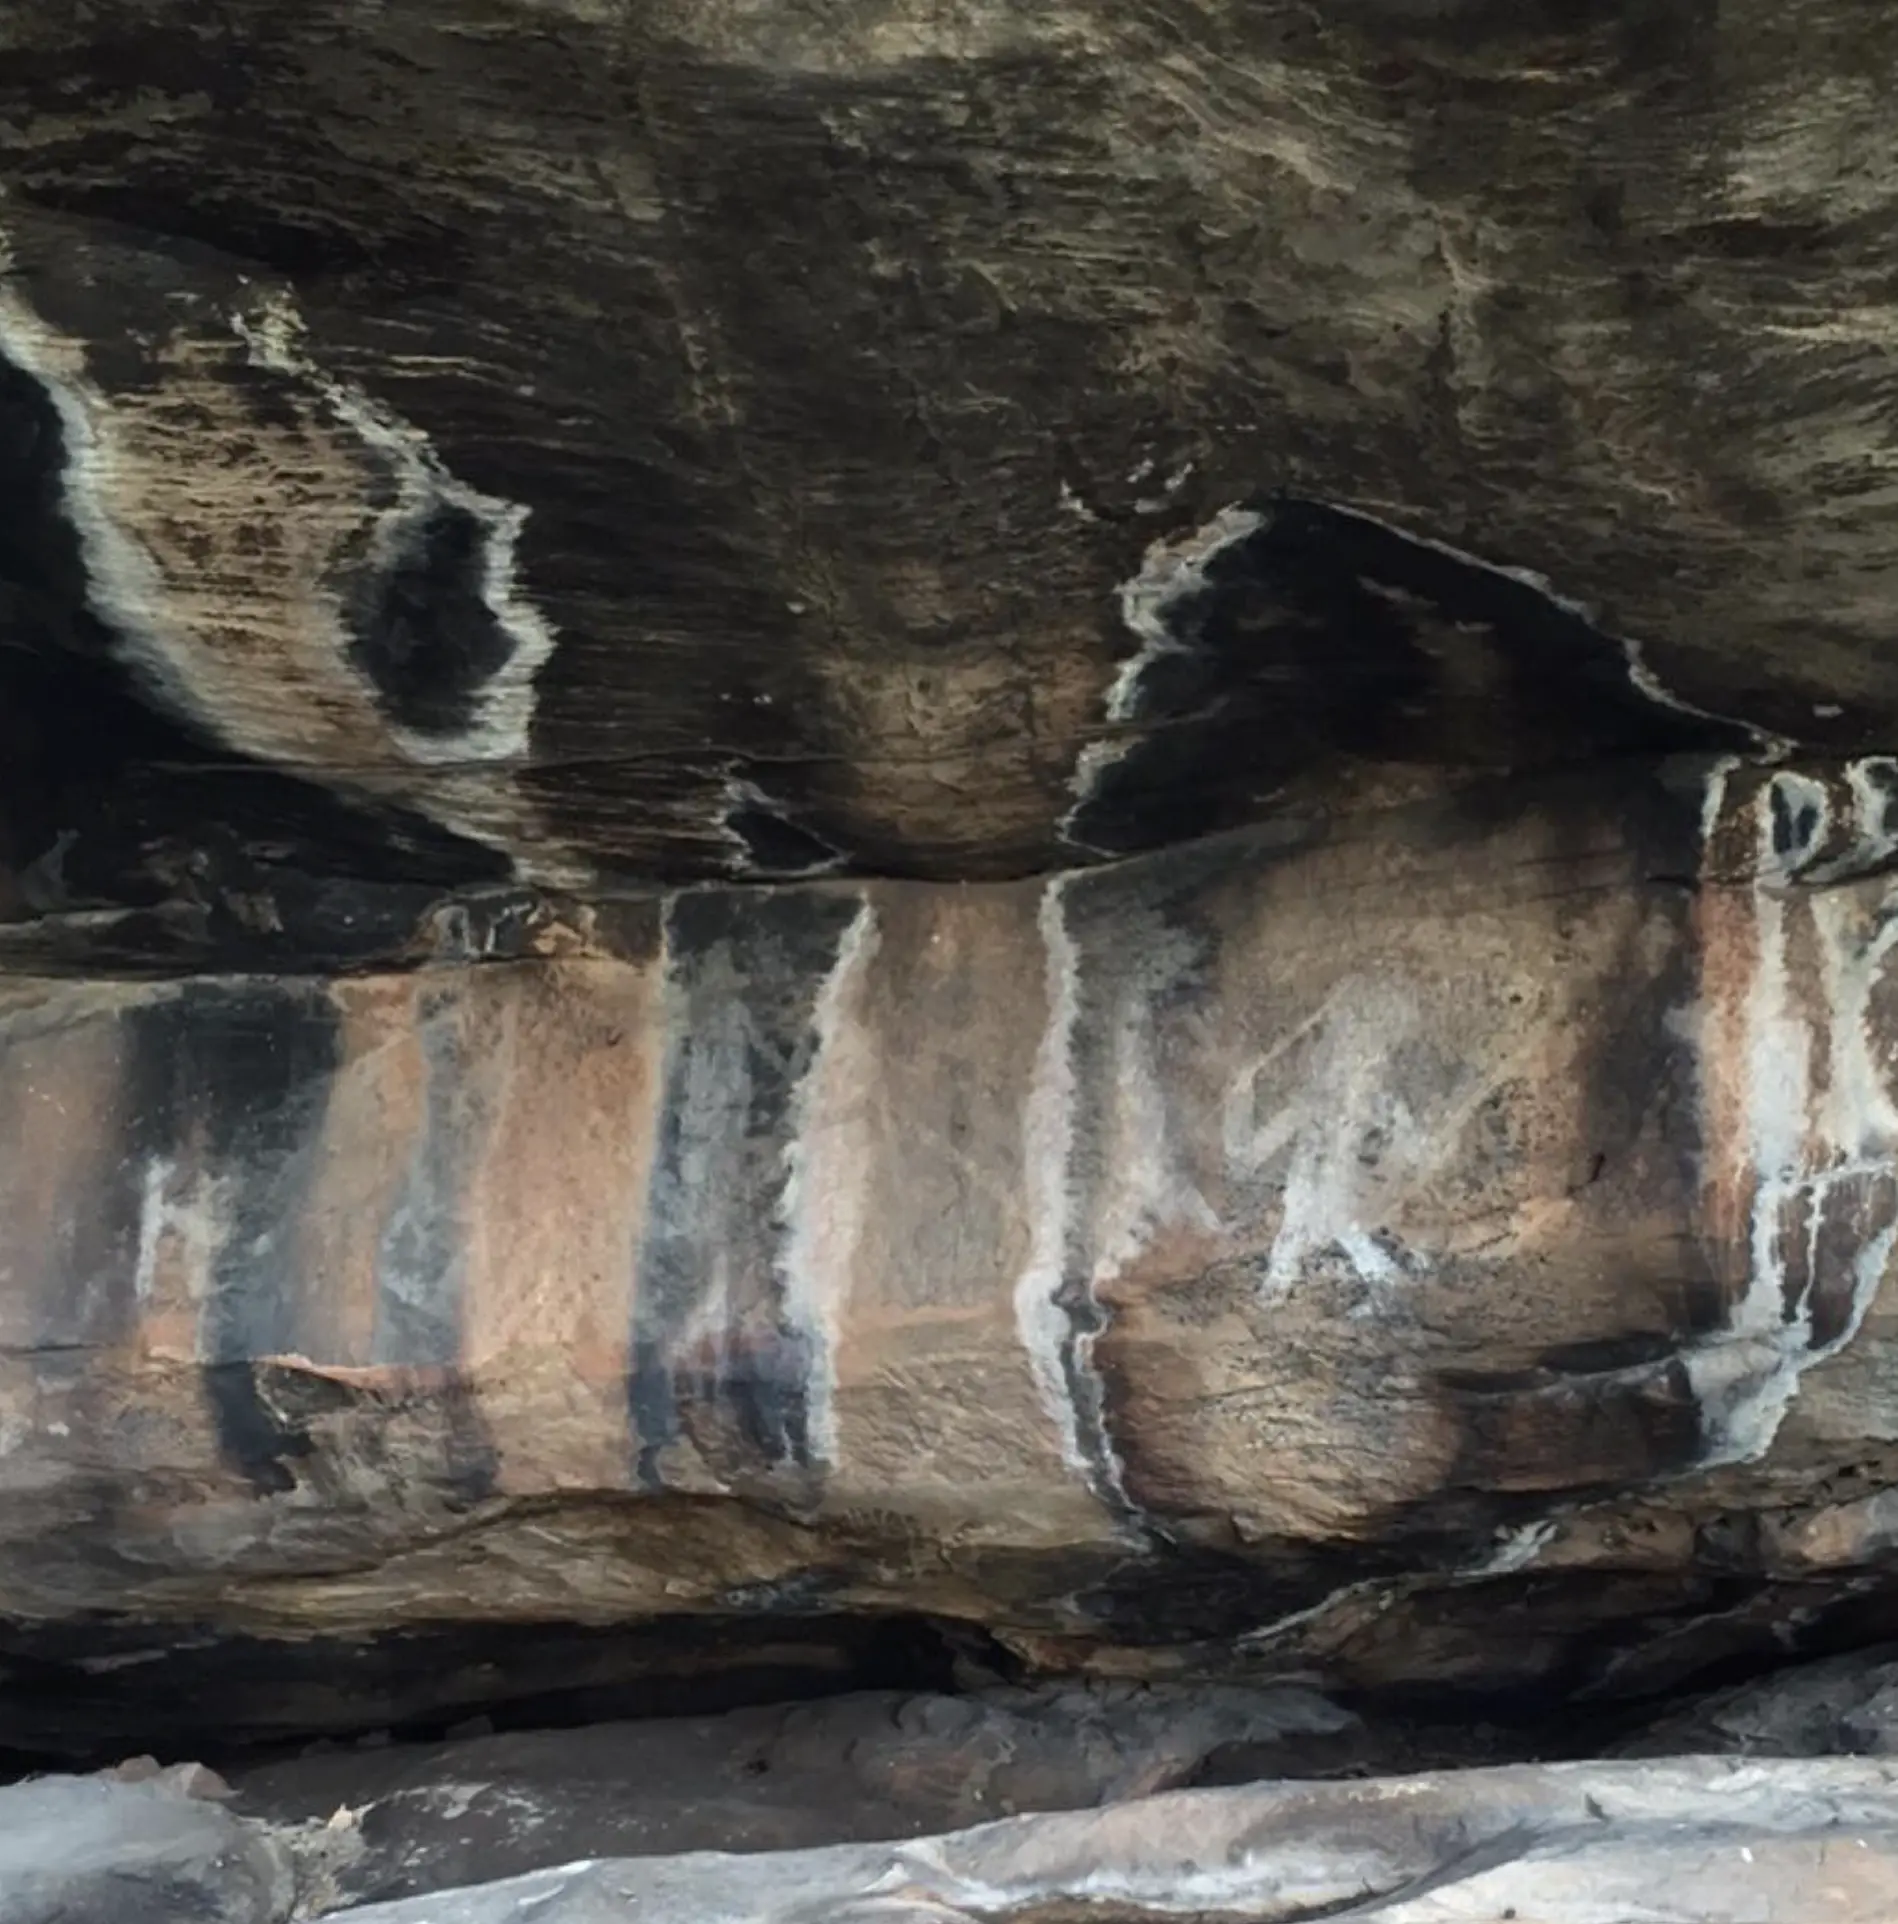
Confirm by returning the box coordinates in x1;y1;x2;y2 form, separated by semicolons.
0;1774;294;1924
315;1758;1898;1923
236;1682;1356;1907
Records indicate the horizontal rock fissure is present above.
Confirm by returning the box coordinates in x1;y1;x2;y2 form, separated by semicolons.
16;1641;1898;1917
4;1573;1896;1773
0;1610;1003;1771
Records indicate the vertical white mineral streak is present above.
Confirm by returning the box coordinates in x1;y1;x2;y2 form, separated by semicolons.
0;268;188;718
130;1157;175;1309
1690;764;1898;1460
776;896;880;1469
1088;992;1218;1295
1015;873;1091;1479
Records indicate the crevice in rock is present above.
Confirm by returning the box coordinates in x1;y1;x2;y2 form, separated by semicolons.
0;1611;1013;1774
10;1597;1898;1783
10;1607;1898;1916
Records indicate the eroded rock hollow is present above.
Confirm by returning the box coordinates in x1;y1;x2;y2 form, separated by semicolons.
8;0;1898;1916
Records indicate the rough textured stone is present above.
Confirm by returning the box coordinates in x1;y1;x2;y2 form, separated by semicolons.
0;1773;292;1924
2;748;1898;1738
234;1682;1356;1907
5;0;1898;957
19;1746;1898;1923
313;1759;1898;1922
1619;1645;1898;1760
9;0;1898;1767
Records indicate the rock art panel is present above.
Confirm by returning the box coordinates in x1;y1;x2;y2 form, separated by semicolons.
0;753;1894;1707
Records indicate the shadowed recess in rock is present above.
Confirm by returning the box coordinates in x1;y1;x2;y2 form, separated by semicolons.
1069;496;1763;856
0;332;511;973
0;1612;983;1763
724;791;845;878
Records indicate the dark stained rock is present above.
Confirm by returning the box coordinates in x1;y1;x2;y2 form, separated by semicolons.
0;748;1895;1742
1617;1645;1898;1760
5;0;1898;957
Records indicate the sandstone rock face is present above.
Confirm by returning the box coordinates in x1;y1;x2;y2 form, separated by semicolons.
8;0;1898;1799
5;1;1898;944
2;745;1898;1738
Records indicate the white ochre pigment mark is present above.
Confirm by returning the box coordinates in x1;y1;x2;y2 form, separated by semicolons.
1324;504;1798;759
1622;639;1793;760
1325;501;1602;617
130;1157;176;1309
0;270;189;714
1689;760;1898;1462
1087;993;1219;1295
1222;976;1436;1301
717;774;843;877
0;246;578;887
1110;505;1266;721
234;291;559;771
1236;1523;1560;1655
127;1153;234;1361
1467;1519;1561;1579
775;896;880;1468
1014;874;1091;1479
234;292;583;886
0;258;374;758
1063;504;1265;842
1064;500;1794;851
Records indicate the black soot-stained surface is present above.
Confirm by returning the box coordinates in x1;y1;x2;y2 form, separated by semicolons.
3;0;1897;964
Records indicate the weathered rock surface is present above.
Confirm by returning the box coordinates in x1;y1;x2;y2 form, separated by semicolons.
0;1770;291;1924
289;1760;1898;1922
3;746;1898;1739
16;1743;1898;1922
6;0;1898;956
233;1681;1356;1907
10;0;1898;1785
1619;1644;1898;1760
